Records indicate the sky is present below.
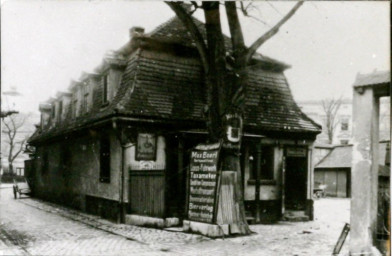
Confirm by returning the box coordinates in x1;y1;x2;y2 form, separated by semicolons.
1;1;390;116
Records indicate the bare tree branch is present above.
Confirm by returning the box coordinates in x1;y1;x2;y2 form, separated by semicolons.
1;114;29;173
165;2;209;72
11;139;26;163
239;2;269;26
225;2;245;62
245;1;304;63
321;97;342;144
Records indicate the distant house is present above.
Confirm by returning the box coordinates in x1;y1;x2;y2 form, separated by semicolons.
297;73;390;145
27;17;321;226
314;140;390;198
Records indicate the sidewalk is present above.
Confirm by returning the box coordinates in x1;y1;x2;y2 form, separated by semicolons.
19;197;209;251
18;195;350;255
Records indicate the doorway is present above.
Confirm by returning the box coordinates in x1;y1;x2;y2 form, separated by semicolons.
285;149;308;211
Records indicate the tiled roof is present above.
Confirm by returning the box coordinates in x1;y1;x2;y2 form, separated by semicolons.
29;16;321;143
316;141;390;169
148;17;290;69
116;49;320;133
353;70;390;87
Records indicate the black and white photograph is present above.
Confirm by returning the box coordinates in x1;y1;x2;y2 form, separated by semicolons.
0;1;390;255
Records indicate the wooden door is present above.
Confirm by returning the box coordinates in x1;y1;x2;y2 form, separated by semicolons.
285;156;307;210
336;170;347;197
324;171;337;197
129;170;165;218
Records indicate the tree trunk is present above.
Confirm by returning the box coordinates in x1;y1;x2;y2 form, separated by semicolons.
203;2;251;235
8;163;14;175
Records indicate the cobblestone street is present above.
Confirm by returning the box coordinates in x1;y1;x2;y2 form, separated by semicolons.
0;185;171;256
1;184;350;255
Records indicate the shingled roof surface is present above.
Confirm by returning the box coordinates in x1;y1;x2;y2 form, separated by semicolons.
316;141;390;169
353;70;390;87
148;17;290;69
29;16;321;143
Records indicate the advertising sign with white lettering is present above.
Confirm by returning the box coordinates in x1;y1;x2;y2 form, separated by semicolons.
187;143;220;223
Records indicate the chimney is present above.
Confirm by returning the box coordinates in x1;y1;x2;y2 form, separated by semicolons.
181;3;193;13
129;26;145;39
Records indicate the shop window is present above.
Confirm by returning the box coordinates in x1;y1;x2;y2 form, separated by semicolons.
249;146;275;182
341;117;349;131
100;135;110;183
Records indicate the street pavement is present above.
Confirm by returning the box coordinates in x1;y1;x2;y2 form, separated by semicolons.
0;184;350;255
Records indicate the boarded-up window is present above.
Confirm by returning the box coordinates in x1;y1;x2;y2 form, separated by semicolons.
100;135;110;183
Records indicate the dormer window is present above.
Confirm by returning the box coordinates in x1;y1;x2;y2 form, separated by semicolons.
73;99;78;118
81;82;89;114
51;105;56;119
58;100;63;122
103;75;108;104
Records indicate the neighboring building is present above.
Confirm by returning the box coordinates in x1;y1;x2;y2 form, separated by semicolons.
26;17;321;226
297;73;390;145
314;141;390;198
312;143;334;166
298;98;353;145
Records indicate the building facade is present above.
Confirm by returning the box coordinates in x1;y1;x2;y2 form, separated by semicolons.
27;17;321;227
297;81;390;145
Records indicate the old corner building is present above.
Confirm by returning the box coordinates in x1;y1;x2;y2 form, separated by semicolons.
26;17;321;228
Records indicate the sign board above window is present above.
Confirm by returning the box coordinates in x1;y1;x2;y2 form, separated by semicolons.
136;133;157;161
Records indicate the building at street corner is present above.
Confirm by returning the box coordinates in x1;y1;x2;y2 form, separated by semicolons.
26;17;321;228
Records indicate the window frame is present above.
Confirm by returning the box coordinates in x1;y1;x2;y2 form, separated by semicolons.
247;145;275;184
42;150;49;175
99;135;111;183
340;117;349;131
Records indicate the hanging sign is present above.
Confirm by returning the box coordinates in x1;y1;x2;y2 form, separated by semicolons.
187;142;221;223
136;133;157;161
222;113;243;150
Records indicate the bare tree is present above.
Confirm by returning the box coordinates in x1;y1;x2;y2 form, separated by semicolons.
1;113;29;175
165;1;303;234
321;97;342;144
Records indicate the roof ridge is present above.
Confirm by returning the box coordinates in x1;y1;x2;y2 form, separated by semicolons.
147;16;178;36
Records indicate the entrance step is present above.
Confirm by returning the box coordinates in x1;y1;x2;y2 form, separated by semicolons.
245;211;255;224
246;216;256;225
283;211;309;222
164;227;184;232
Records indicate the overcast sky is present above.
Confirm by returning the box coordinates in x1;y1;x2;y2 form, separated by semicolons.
1;1;390;115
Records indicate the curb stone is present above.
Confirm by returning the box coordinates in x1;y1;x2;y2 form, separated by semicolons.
18;198;206;252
